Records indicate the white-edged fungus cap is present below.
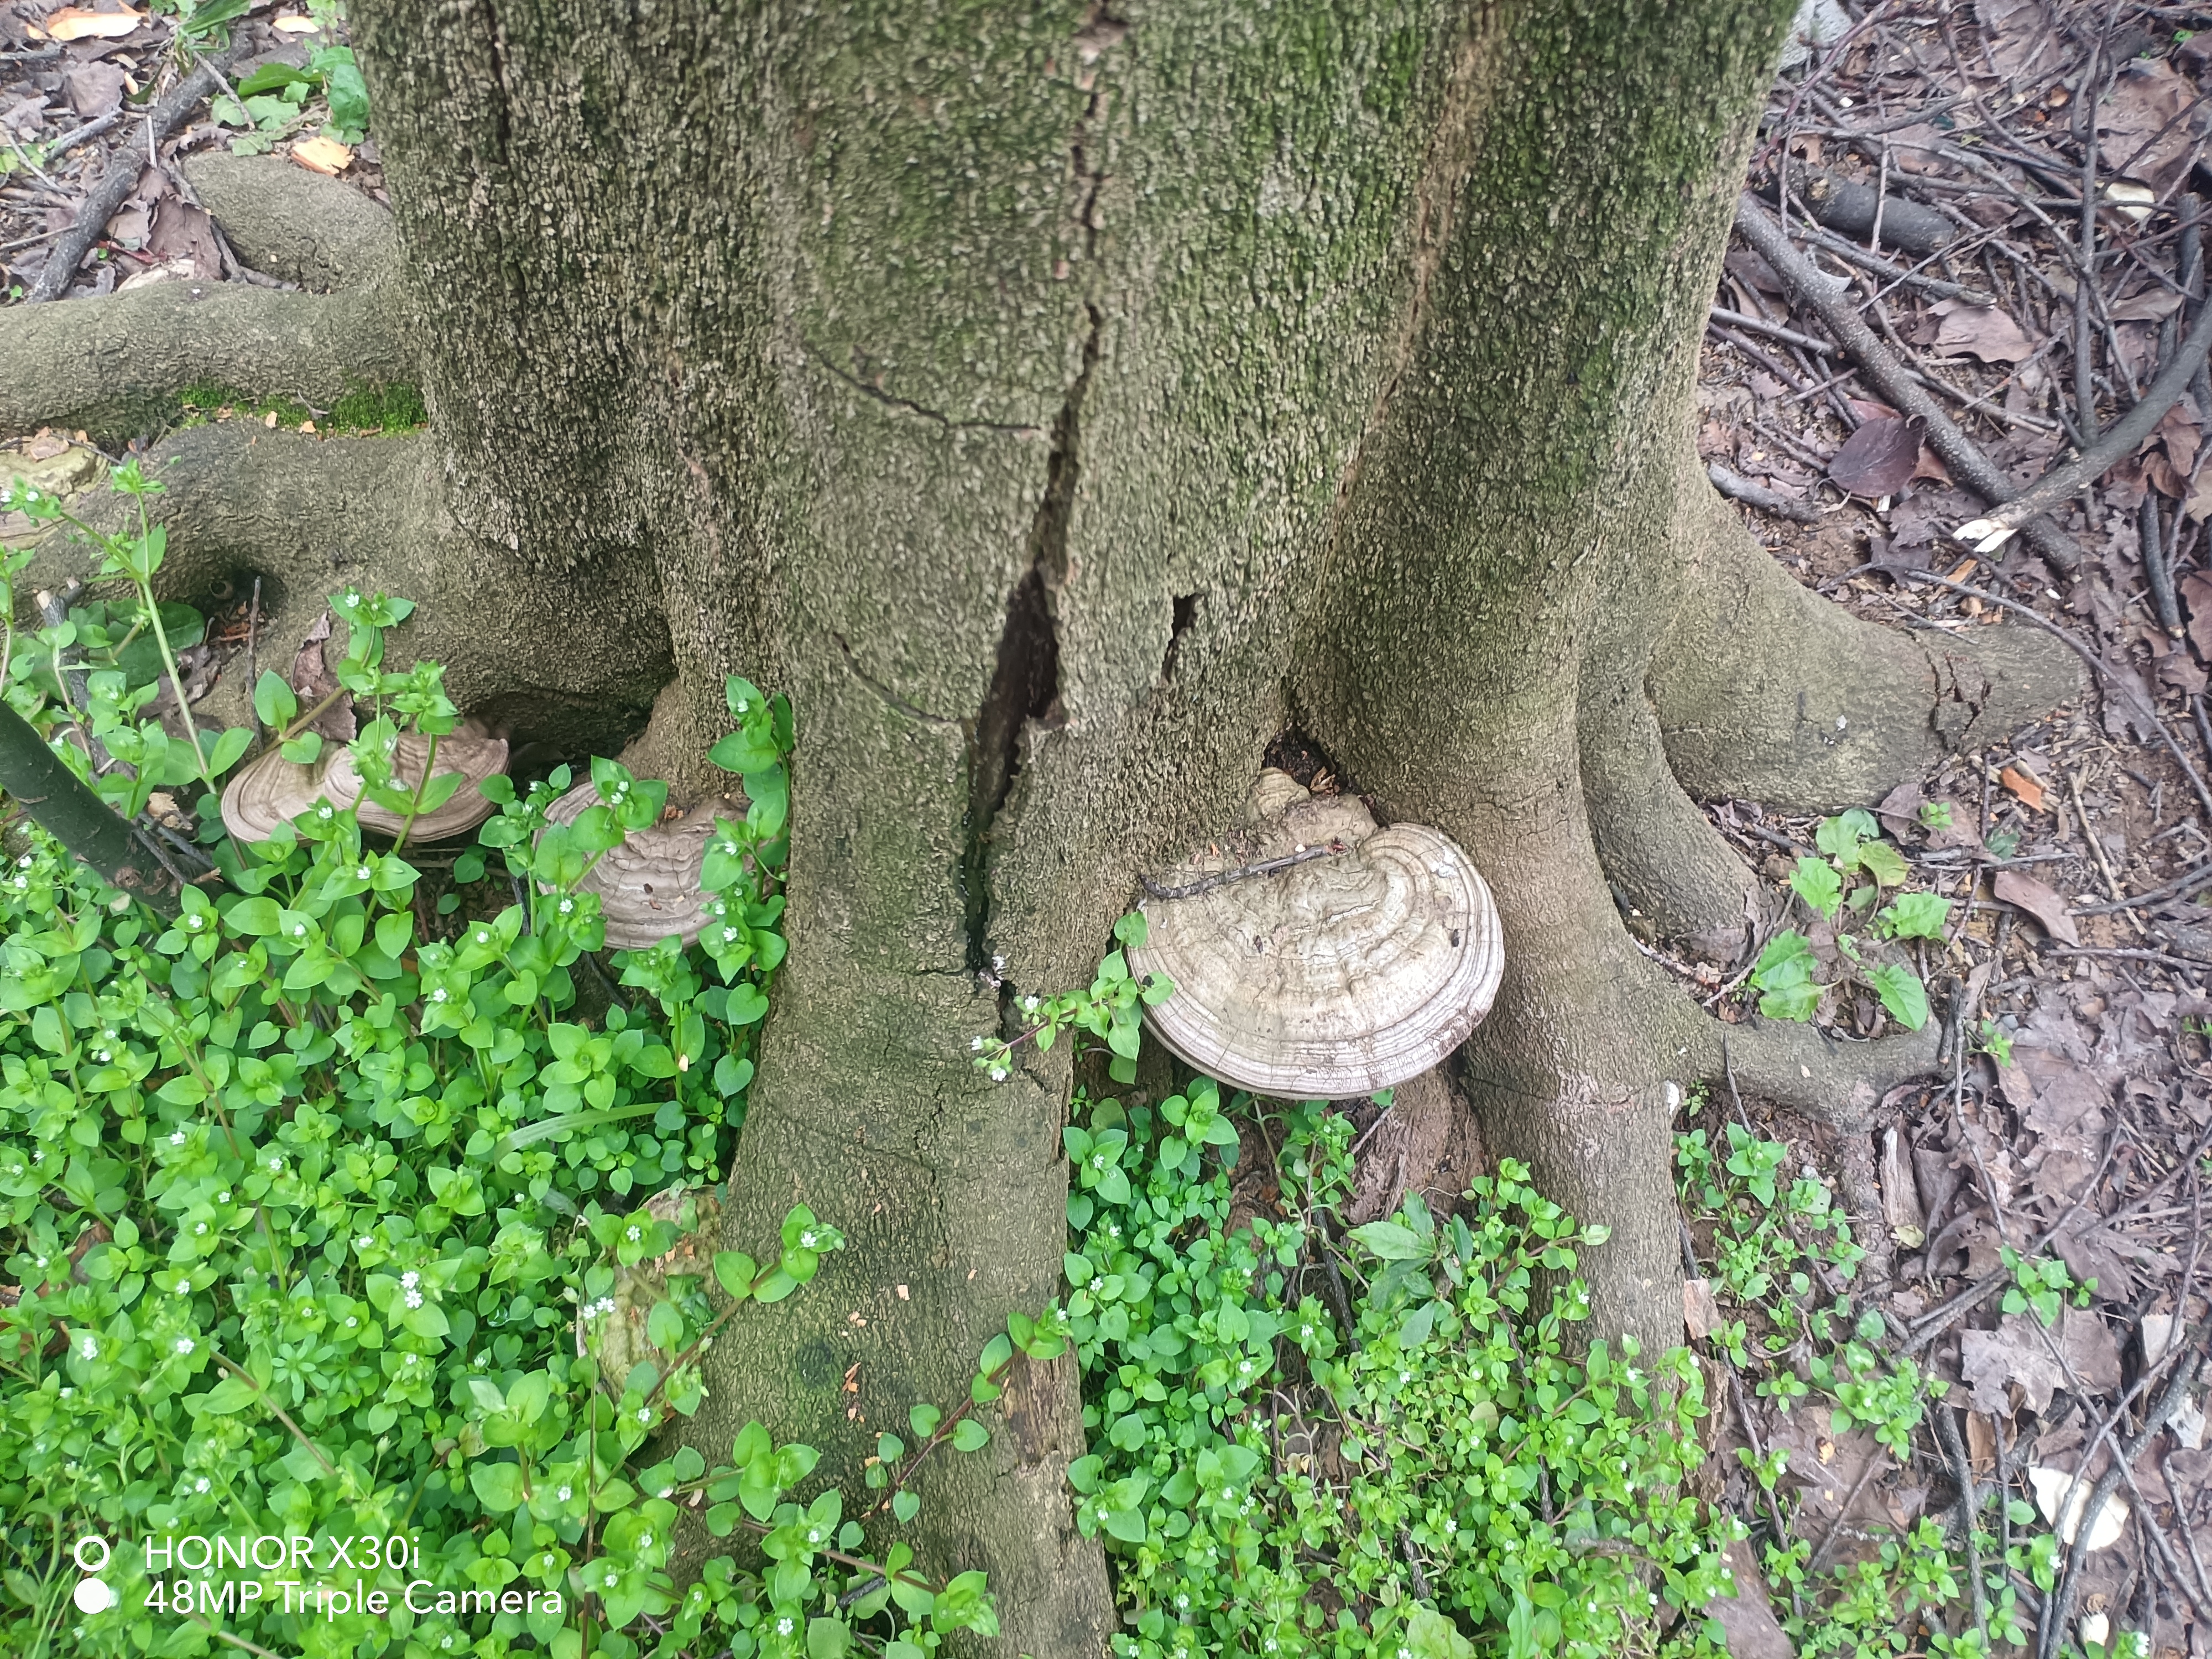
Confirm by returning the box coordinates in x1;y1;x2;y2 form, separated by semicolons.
1126;771;1503;1098
543;783;743;950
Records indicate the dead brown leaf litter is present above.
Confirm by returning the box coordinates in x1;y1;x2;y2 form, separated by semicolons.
1666;4;2212;1653
0;0;383;302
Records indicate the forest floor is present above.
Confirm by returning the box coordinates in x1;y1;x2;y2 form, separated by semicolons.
1566;4;2212;1655
6;0;2212;1656
0;2;378;306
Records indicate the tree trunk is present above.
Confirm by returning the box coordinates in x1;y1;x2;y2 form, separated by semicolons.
0;0;2079;1652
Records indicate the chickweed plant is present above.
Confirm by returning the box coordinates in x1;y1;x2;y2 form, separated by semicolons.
0;470;1044;1658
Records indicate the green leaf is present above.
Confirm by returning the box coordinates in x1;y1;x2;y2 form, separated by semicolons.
227;896;281;936
1815;810;1879;866
1879;891;1950;940
1856;839;1910;886
1749;931;1822;1021
646;1299;685;1353
1347;1220;1428;1261
709;729;779;775
909;1402;942;1441
1112;911;1148;948
713;1251;757;1302
1863;963;1930;1030
253;670;298;729
952;1418;989;1453
892;1489;921;1524
471;1461;524;1512
206;725;253;778
1788;856;1843;920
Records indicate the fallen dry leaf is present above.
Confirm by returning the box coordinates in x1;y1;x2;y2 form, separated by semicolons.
1704;1540;1793;1659
273;13;321;31
2109;287;2186;324
1931;300;2037;363
292;137;353;176
2028;1464;2128;1550
1999;766;2045;810
1829;416;1925;498
42;7;143;40
1683;1277;1720;1340
1961;1311;2120;1416
2098;58;2205;196
1994;868;2078;945
62;61;125;120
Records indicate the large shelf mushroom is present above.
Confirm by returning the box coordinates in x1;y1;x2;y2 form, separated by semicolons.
542;782;743;950
1125;770;1504;1098
220;722;508;843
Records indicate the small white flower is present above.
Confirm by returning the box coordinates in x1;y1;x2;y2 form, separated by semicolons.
292;924;306;938
175;1338;194;1354
1022;995;1040;1013
78;1336;97;1359
194;1477;210;1493
194;1223;207;1235
776;1618;794;1637
557;1484;573;1502
474;929;489;943
185;914;202;930
430;988;448;1003
404;1290;424;1309
971;1037;984;1051
722;927;738;942
558;898;574;915
356;865;371;879
317;805;333;820
638;1533;651;1549
268;1156;282;1170
170;1130;186;1145
216;1191;229;1203
345;1316;358;1328
357;1236;374;1250
799;1230;817;1249
989;1067;1008;1083
636;1406;651;1423
625;1225;642;1243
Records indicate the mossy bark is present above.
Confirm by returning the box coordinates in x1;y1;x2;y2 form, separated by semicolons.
0;1;2081;1652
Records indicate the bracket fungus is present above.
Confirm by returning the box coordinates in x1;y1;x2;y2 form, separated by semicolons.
1125;770;1503;1099
219;722;508;842
544;782;742;950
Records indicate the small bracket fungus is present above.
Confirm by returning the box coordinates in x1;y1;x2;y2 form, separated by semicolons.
544;782;743;950
220;722;508;842
326;724;510;840
1126;770;1504;1098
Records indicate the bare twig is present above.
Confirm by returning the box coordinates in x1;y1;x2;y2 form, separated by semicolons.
1734;197;2090;572
1140;840;1347;901
27;49;233;304
1707;461;1822;523
1955;292;2212;550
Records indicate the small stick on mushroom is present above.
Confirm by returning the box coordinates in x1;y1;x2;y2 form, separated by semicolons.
1128;770;1505;1100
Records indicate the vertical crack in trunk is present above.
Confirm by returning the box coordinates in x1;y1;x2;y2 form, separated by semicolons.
961;307;1102;971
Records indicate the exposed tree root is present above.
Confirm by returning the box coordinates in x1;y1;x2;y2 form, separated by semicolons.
22;424;671;754
0;155;409;437
1651;484;2081;812
1582;684;1759;958
180;153;401;293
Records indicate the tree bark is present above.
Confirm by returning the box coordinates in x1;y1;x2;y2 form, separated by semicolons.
0;0;2084;1652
